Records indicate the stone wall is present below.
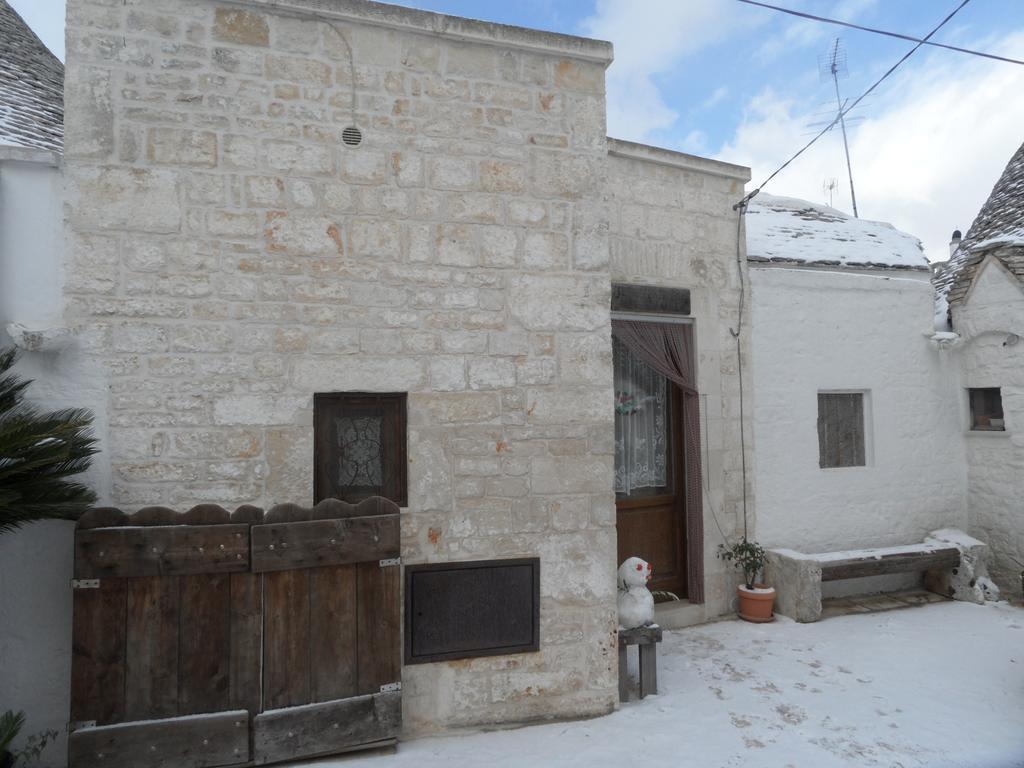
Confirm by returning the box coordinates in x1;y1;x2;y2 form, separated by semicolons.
63;0;619;732
606;140;753;622
750;267;968;565
953;249;1024;598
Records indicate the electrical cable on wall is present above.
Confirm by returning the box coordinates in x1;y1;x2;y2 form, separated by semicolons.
329;23;363;146
730;206;750;543
702;392;734;547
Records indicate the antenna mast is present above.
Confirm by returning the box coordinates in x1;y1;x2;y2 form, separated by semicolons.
822;177;838;207
821;38;859;217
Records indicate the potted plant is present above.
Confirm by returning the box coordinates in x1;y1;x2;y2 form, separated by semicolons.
718;539;775;622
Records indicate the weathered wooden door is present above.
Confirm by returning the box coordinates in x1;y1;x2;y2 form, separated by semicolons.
614;337;688;597
68;498;401;768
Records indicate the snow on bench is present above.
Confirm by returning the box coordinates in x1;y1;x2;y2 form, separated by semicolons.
765;529;992;623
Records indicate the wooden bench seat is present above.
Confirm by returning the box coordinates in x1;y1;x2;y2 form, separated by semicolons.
765;529;989;623
818;544;961;582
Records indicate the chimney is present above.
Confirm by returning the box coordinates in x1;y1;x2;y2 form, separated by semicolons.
949;229;962;257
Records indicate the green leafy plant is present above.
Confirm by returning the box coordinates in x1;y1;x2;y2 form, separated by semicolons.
0;347;97;535
718;539;768;590
1;711;57;766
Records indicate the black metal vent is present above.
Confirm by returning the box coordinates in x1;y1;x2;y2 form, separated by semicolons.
405;558;540;664
342;125;363;147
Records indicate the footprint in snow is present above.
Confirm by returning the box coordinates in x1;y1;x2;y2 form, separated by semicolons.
730;713;752;728
775;703;808;725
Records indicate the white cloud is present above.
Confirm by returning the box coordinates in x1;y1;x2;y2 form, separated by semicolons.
717;30;1024;263
581;0;746;142
754;0;878;64
700;85;730;111
755;18;829;64
833;0;879;22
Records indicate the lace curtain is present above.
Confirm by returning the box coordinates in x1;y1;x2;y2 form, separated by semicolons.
611;318;704;604
613;335;669;494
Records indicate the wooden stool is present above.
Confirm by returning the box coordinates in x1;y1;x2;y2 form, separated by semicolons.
618;625;663;702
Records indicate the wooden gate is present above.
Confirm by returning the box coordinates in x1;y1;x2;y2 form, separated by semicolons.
68;497;402;768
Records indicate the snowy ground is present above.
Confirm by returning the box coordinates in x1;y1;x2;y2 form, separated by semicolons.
304;601;1024;768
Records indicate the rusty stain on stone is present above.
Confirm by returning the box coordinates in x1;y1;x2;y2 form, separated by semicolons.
326;223;345;255
213;9;269;47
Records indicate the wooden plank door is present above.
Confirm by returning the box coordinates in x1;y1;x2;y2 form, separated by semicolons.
614;374;688;598
69;497;403;768
250;499;403;764
69;510;255;768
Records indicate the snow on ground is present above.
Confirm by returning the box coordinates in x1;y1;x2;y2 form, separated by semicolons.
306;601;1024;768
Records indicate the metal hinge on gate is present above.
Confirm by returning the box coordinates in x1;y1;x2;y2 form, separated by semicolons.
380;682;402;693
68;720;96;733
379;557;401;567
71;579;100;589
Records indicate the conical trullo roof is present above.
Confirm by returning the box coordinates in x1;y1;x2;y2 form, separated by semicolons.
0;0;64;152
940;140;1024;307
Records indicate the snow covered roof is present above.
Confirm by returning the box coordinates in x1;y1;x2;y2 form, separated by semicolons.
745;193;928;271
941;140;1024;308
0;0;63;152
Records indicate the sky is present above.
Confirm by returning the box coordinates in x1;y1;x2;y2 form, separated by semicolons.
10;0;1024;262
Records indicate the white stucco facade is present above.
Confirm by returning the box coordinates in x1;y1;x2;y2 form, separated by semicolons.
750;266;968;560
953;251;1024;596
0;148;87;767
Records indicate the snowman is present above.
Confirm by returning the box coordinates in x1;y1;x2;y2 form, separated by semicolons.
617;557;655;629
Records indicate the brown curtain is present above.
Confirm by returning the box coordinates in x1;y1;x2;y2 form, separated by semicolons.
611;319;705;603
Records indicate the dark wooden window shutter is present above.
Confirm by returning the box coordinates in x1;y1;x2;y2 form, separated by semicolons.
314;393;408;505
817;392;866;468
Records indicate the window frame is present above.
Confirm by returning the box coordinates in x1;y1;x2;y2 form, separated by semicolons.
313;392;408;506
968;387;1005;432
817;390;870;469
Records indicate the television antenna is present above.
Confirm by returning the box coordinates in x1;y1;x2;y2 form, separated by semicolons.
822;177;838;207
819;38;859;217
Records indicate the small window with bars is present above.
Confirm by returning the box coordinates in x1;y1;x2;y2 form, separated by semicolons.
314;392;408;505
969;388;1005;431
817;392;866;469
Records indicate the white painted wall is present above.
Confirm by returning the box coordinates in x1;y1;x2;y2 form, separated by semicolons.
953;252;1024;599
750;267;968;561
0;150;90;767
0;151;65;334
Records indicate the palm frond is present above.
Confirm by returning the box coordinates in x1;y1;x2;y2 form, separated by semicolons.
0;347;97;534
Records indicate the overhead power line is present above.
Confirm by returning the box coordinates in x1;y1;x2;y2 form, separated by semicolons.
737;0;1024;66
734;0;972;210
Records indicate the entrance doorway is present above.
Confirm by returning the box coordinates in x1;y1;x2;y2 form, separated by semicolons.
613;335;688;598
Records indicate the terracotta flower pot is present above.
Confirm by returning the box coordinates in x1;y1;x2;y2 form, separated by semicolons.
737;584;776;623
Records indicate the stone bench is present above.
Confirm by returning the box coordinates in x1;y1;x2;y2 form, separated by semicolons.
618;625;662;702
765;529;990;623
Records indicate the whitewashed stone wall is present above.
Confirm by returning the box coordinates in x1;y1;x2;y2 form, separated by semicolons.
0;148;89;768
606;140;753;622
750;267;968;569
63;0;619;732
953;250;1024;597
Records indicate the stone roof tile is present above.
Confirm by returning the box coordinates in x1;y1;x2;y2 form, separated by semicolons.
939;140;1024;307
0;0;64;152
